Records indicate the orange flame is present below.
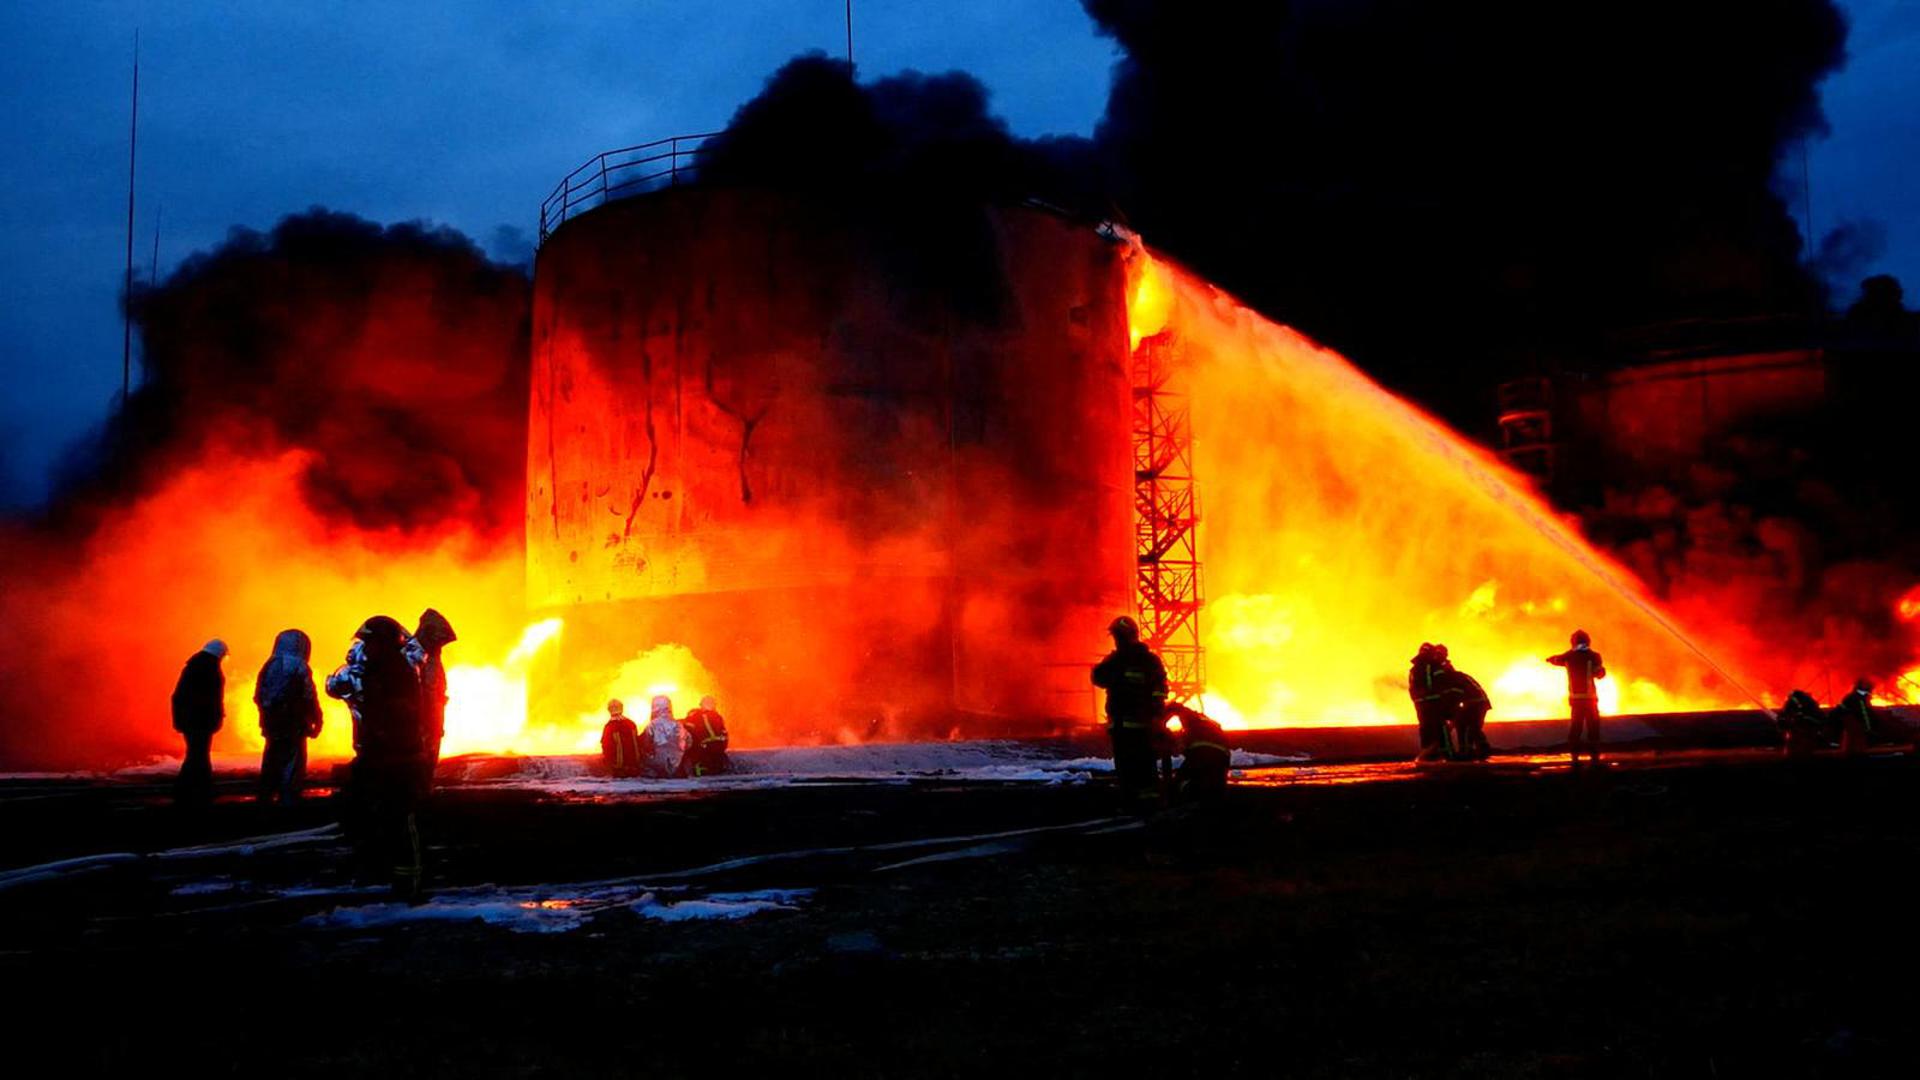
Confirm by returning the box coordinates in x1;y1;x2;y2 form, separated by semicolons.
15;447;733;763
1129;249;1752;727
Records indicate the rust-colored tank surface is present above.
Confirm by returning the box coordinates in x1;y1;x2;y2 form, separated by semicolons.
528;188;1133;741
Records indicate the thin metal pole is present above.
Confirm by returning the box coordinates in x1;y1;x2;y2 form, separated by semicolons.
845;0;854;68
1801;139;1815;256
121;29;140;406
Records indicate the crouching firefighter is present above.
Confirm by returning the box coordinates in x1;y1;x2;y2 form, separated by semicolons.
1777;689;1823;757
1093;615;1169;811
1438;662;1492;761
682;696;731;777
601;699;645;778
327;615;427;900
1163;701;1231;804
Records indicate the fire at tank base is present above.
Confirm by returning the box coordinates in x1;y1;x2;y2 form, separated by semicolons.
62;705;1908;804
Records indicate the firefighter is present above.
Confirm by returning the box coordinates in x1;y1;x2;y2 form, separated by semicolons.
1163;701;1231;804
327;616;426;899
405;608;458;794
1438;662;1493;761
646;694;689;779
681;695;731;777
1546;629;1607;765
254;629;323;805
1092;615;1169;811
170;639;228;808
1408;643;1457;762
600;699;644;778
1833;678;1878;757
1777;689;1823;758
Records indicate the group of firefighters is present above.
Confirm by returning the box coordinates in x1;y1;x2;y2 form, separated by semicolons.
1775;679;1882;757
168;611;459;899
598;694;733;779
1090;615;1233;810
168;610;1898;885
1089;619;1896;810
167;610;731;900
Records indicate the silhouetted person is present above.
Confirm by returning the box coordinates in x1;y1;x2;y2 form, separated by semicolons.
254;629;322;805
1092;615;1169;811
171;639;228;807
1777;689;1823;758
1438;664;1492;761
1163;701;1231;804
406;608;457;794
1408;643;1457;762
1833;678;1878;757
1547;630;1607;765
327;616;426;899
681;695;731;777
1844;274;1918;343
600;699;644;778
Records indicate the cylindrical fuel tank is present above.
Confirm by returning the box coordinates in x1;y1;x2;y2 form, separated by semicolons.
528;187;1133;740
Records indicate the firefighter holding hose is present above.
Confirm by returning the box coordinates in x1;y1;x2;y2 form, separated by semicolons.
1163;700;1232;803
1832;678;1879;757
1409;643;1457;763
1547;629;1607;765
1093;615;1169;811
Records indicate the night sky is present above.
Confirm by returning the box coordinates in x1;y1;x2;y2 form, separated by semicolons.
1;0;1913;507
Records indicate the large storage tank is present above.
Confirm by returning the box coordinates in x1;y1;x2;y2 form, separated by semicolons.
528;187;1135;741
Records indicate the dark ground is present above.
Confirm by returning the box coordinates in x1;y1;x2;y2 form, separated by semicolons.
3;748;1918;1077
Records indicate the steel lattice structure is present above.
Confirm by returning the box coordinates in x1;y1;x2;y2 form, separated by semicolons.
1131;330;1205;704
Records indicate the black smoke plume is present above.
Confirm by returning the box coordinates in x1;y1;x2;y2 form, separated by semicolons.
72;209;531;537
0;211;528;768
1081;0;1848;420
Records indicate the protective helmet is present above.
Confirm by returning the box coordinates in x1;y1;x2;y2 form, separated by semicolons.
607;699;625;717
1109;615;1140;639
1433;643;1450;661
1855;677;1873;694
1571;629;1591;647
201;638;229;659
355;615;409;649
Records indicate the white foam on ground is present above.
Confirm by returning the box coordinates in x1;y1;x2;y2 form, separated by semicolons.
634;889;811;922
464;742;1126;796
300;884;812;933
1232;750;1311;767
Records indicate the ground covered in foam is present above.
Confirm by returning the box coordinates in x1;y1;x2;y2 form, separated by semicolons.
3;743;1918;1075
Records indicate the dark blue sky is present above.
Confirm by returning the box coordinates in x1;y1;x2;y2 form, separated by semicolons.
1;1;1913;506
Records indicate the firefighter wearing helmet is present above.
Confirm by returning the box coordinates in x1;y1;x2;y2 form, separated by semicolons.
1833;677;1878;757
1546;629;1607;765
1092;615;1169;810
1408;643;1459;762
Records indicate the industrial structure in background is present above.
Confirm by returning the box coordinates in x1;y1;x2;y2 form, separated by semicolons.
528;169;1143;737
1130;327;1206;705
1496;314;1828;495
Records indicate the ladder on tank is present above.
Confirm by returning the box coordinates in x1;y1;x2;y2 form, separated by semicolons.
1131;330;1206;705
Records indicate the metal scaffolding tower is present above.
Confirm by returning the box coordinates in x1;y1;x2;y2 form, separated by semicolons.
1131;329;1206;704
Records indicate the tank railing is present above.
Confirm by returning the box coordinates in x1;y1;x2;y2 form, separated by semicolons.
538;132;722;242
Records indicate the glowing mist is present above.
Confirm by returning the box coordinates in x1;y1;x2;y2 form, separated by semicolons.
1128;251;1762;727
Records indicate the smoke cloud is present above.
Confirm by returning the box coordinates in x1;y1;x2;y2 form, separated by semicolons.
0;4;1889;764
0;211;529;768
1080;0;1848;419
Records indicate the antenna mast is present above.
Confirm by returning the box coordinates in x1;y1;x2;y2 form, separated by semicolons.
121;30;140;406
